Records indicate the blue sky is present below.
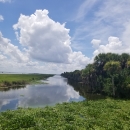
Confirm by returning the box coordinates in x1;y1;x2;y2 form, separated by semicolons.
0;0;130;74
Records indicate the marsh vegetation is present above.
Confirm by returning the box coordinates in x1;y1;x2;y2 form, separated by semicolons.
0;74;54;88
0;99;130;130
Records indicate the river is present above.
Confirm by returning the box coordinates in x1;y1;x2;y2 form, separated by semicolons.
0;75;85;112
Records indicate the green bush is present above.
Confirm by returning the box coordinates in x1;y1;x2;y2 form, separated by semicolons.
0;99;130;130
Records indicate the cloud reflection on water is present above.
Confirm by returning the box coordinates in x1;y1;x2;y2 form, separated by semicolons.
0;75;84;111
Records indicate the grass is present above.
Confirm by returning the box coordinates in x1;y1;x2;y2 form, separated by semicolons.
0;74;53;87
0;99;130;130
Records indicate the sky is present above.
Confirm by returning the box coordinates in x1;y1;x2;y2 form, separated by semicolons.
0;0;130;74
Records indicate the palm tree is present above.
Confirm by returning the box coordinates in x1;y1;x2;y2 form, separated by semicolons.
126;61;130;68
94;53;107;69
120;53;130;69
104;61;121;96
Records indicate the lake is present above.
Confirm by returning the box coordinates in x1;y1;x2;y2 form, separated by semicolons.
0;75;85;112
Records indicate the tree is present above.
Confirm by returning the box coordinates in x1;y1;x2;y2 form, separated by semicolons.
104;61;121;96
120;53;130;69
61;53;130;98
126;60;130;68
81;64;96;92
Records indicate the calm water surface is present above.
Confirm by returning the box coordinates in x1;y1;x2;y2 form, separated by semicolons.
0;75;85;112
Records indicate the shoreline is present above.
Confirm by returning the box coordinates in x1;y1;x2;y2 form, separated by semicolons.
0;74;54;89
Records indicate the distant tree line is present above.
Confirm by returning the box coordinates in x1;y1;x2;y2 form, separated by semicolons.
61;53;130;98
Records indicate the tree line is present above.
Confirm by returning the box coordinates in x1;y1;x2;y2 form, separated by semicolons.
61;53;130;98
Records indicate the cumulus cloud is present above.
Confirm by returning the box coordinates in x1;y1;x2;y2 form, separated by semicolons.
0;9;91;73
91;36;130;57
13;9;90;67
0;32;43;73
69;51;90;66
13;10;72;63
0;32;28;62
91;39;101;48
0;54;6;60
0;15;4;21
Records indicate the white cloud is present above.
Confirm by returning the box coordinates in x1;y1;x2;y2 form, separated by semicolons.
0;54;6;60
0;32;38;71
0;15;4;21
13;9;90;67
91;39;101;48
0;32;44;73
0;32;28;62
0;9;91;74
13;10;72;63
69;51;90;66
92;36;130;57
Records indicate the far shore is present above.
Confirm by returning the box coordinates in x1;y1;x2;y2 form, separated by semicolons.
0;74;54;88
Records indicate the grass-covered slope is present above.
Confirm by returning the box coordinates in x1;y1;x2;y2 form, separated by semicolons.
0;99;130;130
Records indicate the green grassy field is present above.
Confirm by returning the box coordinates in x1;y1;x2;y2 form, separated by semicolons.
0;99;130;130
0;74;54;87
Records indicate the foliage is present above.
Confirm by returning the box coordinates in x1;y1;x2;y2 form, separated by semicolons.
0;99;130;130
0;74;54;88
61;53;130;98
103;61;121;74
103;61;121;96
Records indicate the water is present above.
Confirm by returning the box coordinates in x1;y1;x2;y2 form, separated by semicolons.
0;75;85;112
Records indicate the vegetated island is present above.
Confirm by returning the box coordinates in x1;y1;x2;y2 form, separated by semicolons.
61;53;130;99
0;74;54;89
